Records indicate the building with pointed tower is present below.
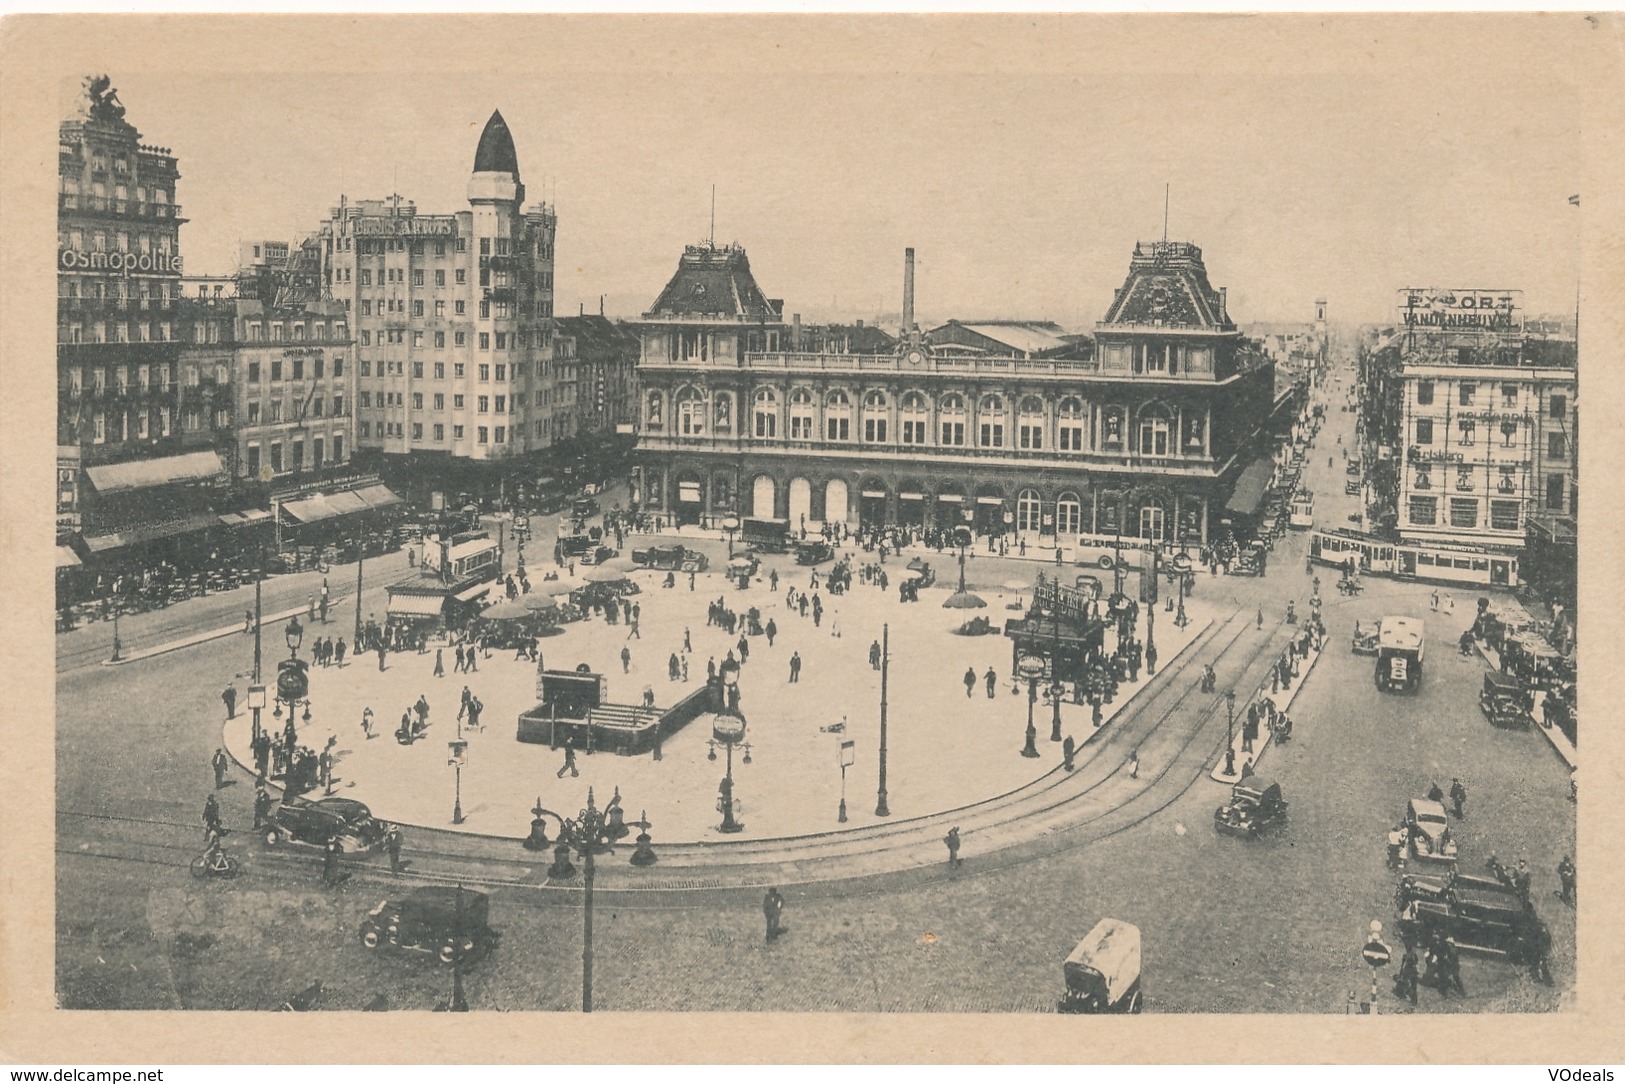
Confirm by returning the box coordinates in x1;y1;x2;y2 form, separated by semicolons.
632;237;1283;549
320;109;558;505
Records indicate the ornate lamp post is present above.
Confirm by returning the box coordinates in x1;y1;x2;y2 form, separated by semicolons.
875;623;890;817
708;660;749;833
1224;689;1237;776
449;740;467;824
1017;654;1045;758
1048;584;1064;743
529;789;617;1012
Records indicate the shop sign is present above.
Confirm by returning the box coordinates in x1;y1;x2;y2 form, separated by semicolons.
1396;288;1523;332
59;249;184;275
350;216;458;237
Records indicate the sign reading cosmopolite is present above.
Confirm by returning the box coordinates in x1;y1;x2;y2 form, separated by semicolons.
348;216;458;237
1396;288;1524;332
59;249;183;275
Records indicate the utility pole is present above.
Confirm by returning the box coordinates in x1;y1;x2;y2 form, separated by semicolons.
875;623;890;817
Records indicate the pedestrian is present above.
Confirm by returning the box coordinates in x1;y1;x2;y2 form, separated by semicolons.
1440;937;1465;995
964;667;976;698
468;641;480;672
1145;641;1157;676
221;684;237;719
322;836;345;886
628;616;640;639
1128;746;1140;779
944;826;962;869
763;887;787;942
1557;855;1576;904
869;639;882;670
202;792;222;837
434;647;445;678
789;652;802;683
361;706;375;739
556;745;579;778
1062;734;1076;772
985;667;997;698
253;785;274;830
1396;946;1420;1006
1256;607;1264;629
1449;778;1467;819
319;594;329;624
377;643;387;672
308;593;317;621
770;569;779;592
669;652;681;681
211;747;230;788
683;627;693;653
386;824;403;876
621;645;632;673
765;619;777;646
335;637;347;667
738;635;750;664
243;610;254;635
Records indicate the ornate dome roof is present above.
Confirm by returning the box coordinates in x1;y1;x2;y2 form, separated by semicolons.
472;109;520;178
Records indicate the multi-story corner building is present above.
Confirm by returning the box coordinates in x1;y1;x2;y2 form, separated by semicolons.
552;313;641;443
56;76;235;560
632;239;1280;546
318;110;558;502
231;301;355;484
1373;291;1577;564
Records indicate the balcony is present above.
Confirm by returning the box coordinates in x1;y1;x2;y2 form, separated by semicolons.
58;193;184;220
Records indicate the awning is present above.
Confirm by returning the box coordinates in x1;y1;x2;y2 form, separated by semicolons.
1225;457;1277;516
454;581;494;602
899;492;924;501
353;483;403;509
976;496;1004;506
279;493;340;524
85;450;225;494
81;512;220;551
218;508;273;528
861;490;887;499
325;489;371;516
56;545;82;569
387;593;446;617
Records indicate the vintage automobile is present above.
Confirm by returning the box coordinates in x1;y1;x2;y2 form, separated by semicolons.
570;496;600;520
263;796;387;855
1214;778;1288;838
1351;619;1380;655
1346;460;1362;477
1404;798;1457;866
359;886;499;967
574;544;620;567
904;556;937;588
1057;918;1143;1014
1479;671;1531;730
795;540;835;566
1344;480;1362;496
1395;864;1527;913
1229;542;1268;577
740;517;792;554
631;544;708;573
1397;894;1548;965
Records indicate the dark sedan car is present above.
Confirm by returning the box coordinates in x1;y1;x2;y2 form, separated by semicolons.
262;796;387;854
360;887;499;966
795;541;834;566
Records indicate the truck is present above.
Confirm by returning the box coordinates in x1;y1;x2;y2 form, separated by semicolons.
1376;615;1424;692
741;517;792;554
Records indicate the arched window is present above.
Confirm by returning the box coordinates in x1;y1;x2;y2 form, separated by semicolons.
862;390;889;443
788;388;815;440
978;395;1005;448
753;388;778;439
939;393;966;447
1018;396;1045;451
900;391;929;445
1101;405;1126;449
1016;487;1043;532
645;390;664;429
1058;397;1086;452
1055;491;1083;536
1138;404;1171;457
675;386;706;436
825;389;852;442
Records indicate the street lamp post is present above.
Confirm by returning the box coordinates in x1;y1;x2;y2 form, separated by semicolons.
1175;561;1189;628
709;660;748;833
838;738;855;823
875;623;890;817
1224;690;1237;776
449;740;467;824
1049;587;1064;742
530;790;617;1012
1017;655;1045;758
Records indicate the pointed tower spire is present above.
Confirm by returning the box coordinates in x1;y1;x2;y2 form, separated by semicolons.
472;109;520;179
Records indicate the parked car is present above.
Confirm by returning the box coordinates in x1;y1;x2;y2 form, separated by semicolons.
631;544;708;573
1057;919;1143;1014
1404;798;1457;866
263;796;387;854
1345;480;1362;496
1479;671;1531;729
795;540;834;566
1214;778;1288;838
575;545;619;567
359;886;499;967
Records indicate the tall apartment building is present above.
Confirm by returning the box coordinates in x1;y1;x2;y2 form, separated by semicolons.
56;76;234;557
319;110;558;501
632;240;1280;545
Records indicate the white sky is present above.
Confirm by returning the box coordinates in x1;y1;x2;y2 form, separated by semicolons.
71;18;1584;330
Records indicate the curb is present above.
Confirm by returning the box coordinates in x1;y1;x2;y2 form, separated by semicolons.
102;597;352;667
1208;633;1324;784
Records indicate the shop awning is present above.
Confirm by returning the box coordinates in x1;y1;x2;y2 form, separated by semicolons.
387;593;446;617
81;512;220;552
56;545;82;569
85;450;225;495
1225;457;1276;516
325;489;371;516
279;493;340;524
353;483;403;509
454;581;494;602
218;508;273;528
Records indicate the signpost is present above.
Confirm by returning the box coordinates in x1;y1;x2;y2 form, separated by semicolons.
1361;920;1391;1014
838;739;855;823
448;740;468;825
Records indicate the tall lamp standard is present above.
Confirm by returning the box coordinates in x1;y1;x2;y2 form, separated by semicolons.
1224;689;1237;776
1049;585;1064;742
250;546;264;744
530;790;617;1012
1017;655;1045;758
708;660;749;833
837;738;855;823
1145;544;1157;675
109;597;123;663
875;623;891;817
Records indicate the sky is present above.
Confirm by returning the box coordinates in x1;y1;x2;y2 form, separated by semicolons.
68;21;1584;331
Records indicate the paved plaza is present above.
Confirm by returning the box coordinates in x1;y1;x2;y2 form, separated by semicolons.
223;551;1217;842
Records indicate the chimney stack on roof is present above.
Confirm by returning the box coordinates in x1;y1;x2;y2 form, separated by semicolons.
792;313;802;350
902;248;916;340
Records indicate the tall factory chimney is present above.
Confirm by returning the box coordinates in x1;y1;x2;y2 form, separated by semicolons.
902;247;916;340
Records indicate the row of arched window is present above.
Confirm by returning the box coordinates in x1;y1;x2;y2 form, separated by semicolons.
645;385;1207;456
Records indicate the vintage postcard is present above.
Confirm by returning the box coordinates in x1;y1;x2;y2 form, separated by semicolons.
1;11;1621;1066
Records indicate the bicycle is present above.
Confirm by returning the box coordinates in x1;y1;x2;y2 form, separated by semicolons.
190;848;241;879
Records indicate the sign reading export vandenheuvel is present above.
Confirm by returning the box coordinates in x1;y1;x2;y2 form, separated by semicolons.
1396;288;1524;332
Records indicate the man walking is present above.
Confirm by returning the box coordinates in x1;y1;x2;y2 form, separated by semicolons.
763;887;787;942
789;652;802;683
1557;855;1576;904
765;619;776;646
221;684;238;719
869;639;882;671
211;747;230;789
335;637;347;667
385;824;404;877
557;745;579;778
434;647;445;678
964;667;976;698
944;826;963;869
985;666;997;698
253;784;274;830
1396;945;1420;1006
1449;778;1468;819
322;836;346;887
683;627;693;653
620;645;632;673
243;610;254;635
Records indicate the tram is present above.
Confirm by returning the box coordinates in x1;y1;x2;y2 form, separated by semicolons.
1309;528;1519;589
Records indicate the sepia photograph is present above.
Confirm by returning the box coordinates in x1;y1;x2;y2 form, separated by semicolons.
3;9;1622;1067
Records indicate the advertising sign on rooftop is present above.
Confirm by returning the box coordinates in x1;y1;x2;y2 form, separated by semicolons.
1397;288;1523;334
